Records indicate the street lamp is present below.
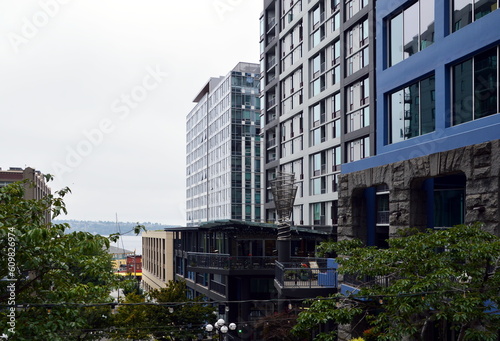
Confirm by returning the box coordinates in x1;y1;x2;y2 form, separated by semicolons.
205;319;236;340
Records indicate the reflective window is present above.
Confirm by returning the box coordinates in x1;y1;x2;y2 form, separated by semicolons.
389;75;435;143
388;0;434;67
452;0;498;32
453;46;499;125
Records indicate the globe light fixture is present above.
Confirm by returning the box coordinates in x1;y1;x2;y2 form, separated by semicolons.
205;318;236;340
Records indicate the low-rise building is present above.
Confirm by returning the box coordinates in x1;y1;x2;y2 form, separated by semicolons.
169;220;337;340
142;230;175;291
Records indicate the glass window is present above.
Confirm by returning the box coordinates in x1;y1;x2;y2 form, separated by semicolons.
389;13;404;66
453;0;498;32
403;3;419;58
389;75;436;143
453;47;498;125
420;0;435;49
388;0;435;67
333;146;342;166
333;119;340;138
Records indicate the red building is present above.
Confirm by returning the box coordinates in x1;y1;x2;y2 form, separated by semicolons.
126;255;142;275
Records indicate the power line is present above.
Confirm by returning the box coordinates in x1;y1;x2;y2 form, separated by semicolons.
0;287;485;309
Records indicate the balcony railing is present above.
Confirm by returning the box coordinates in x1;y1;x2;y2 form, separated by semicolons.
187;252;277;271
209;280;226;296
343;274;391;289
275;258;338;289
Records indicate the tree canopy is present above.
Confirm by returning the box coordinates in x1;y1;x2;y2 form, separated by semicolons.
112;280;215;340
0;179;119;340
292;223;500;341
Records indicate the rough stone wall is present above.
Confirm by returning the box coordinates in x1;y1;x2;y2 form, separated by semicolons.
338;139;500;240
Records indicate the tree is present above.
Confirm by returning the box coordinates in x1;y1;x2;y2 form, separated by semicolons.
0;179;136;340
292;224;500;341
112;280;215;340
111;293;150;341
254;311;303;341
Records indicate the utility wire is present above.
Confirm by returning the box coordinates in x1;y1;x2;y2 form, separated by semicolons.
0;287;488;309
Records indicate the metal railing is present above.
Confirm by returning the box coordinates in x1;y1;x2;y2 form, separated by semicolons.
343;274;391;288
187;252;277;271
209;280;226;296
275;258;338;289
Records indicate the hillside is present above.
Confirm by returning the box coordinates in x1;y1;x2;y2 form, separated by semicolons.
55;219;179;236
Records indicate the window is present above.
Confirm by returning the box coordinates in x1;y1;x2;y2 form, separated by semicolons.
312;202;326;225
331;40;341;66
312;51;325;78
345;0;368;20
332;119;341;138
347;106;370;132
311;177;327;195
312;26;325;48
347;137;370;162
389;75;435;143
346;78;369;112
311;101;326;127
332;65;340;85
332;145;341;170
453;46;499;125
388;0;434;67
452;0;499;32
311;126;326;145
312;151;327;175
311;76;326;96
331;92;341;117
332;11;340;31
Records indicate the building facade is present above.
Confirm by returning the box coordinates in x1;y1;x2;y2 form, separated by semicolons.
260;0;376;228
0;167;51;223
338;0;500;244
141;230;175;291
0;167;51;200
186;62;262;227
170;220;336;340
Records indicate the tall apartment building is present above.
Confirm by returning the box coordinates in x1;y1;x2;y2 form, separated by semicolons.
186;62;262;227
337;0;500;244
260;0;375;228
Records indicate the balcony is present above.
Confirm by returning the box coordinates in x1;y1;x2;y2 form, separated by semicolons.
274;258;338;298
187;252;277;274
341;274;391;298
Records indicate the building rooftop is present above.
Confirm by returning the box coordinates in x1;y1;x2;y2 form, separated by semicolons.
165;219;334;236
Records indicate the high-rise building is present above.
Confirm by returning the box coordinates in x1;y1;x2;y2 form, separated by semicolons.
260;0;375;228
186;62;262;227
338;0;500;244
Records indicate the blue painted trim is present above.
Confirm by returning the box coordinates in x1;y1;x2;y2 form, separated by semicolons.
361;2;500;175
344;115;500;173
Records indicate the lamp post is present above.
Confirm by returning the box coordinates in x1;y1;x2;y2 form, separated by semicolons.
205;319;236;340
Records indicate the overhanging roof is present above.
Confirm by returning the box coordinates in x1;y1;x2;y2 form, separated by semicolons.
166;220;334;236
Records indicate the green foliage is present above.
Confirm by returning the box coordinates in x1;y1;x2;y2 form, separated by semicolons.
121;277;144;297
0;180;117;340
111;280;215;340
111;293;150;340
293;223;500;341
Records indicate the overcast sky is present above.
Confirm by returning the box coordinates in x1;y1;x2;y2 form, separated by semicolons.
0;0;262;225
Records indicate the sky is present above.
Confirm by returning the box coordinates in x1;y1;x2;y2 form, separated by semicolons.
0;0;262;226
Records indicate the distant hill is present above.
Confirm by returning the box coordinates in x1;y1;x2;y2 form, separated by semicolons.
54;219;180;236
